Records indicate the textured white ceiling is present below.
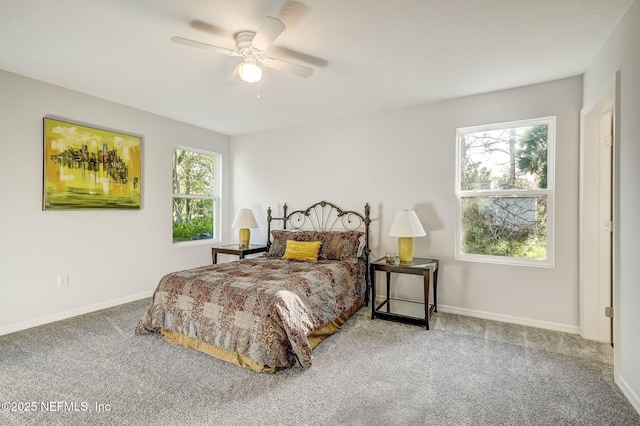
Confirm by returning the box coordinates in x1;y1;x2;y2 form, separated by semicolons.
0;0;633;135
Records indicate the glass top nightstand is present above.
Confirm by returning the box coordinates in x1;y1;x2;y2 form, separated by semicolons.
211;244;268;264
370;257;439;329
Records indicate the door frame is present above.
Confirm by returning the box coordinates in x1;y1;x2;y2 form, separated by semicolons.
579;72;620;348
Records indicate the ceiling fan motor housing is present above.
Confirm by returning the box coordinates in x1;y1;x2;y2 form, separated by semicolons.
235;31;258;54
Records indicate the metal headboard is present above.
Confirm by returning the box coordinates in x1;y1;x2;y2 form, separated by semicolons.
266;200;372;305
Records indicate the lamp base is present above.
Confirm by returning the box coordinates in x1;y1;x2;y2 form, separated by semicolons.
239;228;250;248
397;237;414;263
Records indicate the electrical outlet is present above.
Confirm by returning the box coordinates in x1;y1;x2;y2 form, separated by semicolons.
57;275;69;288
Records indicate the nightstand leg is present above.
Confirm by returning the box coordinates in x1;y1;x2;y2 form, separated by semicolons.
433;268;438;313
424;271;430;330
385;272;391;313
370;265;376;320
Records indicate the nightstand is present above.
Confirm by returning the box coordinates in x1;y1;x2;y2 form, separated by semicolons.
211;244;268;264
370;257;439;329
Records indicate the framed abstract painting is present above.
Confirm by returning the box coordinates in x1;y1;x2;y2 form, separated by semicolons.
43;117;142;210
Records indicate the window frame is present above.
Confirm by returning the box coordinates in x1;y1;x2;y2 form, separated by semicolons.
172;144;222;246
454;117;556;268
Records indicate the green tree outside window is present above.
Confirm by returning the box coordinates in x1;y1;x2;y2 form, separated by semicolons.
456;118;555;266
172;147;218;243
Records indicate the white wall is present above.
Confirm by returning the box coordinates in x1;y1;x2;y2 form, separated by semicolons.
0;70;230;335
583;0;640;413
231;76;582;332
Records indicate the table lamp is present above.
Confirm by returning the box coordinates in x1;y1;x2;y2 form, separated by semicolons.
388;210;426;263
231;209;258;248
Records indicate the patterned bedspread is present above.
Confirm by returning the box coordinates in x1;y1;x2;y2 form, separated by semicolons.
135;256;365;369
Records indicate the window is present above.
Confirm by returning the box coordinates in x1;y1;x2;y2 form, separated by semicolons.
455;117;555;267
172;146;221;244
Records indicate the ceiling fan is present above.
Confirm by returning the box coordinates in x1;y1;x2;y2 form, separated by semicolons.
171;16;313;83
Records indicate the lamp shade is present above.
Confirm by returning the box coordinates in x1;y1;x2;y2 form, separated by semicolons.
388;210;426;237
231;209;258;229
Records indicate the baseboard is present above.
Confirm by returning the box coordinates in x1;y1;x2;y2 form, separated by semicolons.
436;304;580;334
0;291;154;336
371;296;580;334
616;374;640;416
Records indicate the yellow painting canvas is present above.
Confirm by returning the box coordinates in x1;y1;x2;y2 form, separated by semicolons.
43;117;142;210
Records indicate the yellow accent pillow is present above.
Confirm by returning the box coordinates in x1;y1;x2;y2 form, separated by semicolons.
282;240;322;262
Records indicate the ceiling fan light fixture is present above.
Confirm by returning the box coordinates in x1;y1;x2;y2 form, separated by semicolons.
238;62;262;83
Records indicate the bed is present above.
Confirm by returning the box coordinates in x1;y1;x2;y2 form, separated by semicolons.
135;201;371;373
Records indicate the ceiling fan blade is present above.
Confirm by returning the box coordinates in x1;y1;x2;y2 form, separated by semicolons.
170;36;239;56
262;57;313;78
227;63;243;85
268;45;329;68
251;17;285;51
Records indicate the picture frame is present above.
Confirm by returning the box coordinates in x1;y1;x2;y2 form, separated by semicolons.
43;116;142;210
